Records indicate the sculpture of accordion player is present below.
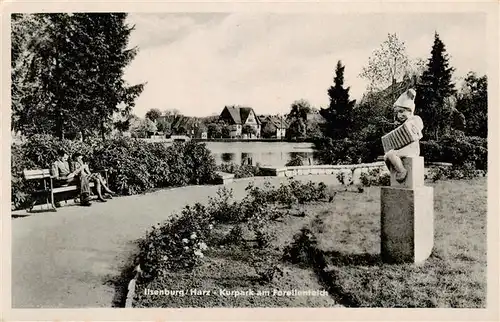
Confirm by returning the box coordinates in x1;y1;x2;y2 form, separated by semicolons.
382;89;424;183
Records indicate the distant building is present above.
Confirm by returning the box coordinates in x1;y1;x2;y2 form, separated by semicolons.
194;123;208;139
260;115;289;139
219;106;261;139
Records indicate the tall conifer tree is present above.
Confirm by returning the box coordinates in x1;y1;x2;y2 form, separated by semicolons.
320;60;356;139
415;32;456;140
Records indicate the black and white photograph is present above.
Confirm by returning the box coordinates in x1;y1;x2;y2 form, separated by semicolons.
1;1;498;321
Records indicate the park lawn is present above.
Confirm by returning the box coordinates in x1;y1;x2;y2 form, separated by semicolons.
133;203;340;308
312;177;487;308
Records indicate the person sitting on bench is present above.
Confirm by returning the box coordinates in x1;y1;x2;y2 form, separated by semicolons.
71;152;114;202
51;149;92;206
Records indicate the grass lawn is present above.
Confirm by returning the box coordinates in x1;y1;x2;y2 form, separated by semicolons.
313;177;487;307
133;177;487;308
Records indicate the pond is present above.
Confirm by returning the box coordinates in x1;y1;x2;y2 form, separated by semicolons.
203;141;318;167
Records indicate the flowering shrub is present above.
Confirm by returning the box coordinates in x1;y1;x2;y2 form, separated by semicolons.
290;181;328;204
420;132;487;171
254;229;273;249
313;130;487;173
244;180;330;208
249;250;284;284
359;168;390;187
11;135;218;208
285;155;304;166
283;228;318;266
313;137;377;165
207;187;245;223
138;202;214;280
137;179;334;282
223;225;245;245
11;143;37;208
426;162;486;182
336;171;353;186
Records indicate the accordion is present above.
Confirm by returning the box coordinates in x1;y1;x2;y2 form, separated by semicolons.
381;118;423;153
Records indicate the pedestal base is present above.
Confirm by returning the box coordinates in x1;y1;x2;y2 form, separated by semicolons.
390;156;424;189
381;186;434;264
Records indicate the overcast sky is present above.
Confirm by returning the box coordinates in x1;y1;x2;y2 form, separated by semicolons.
123;12;487;117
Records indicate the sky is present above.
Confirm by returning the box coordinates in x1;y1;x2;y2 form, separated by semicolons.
123;12;487;118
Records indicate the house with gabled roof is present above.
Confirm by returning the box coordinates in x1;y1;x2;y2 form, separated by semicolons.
260;115;289;139
219;106;261;138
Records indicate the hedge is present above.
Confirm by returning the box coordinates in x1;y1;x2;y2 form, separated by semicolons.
313;132;487;170
11;135;218;209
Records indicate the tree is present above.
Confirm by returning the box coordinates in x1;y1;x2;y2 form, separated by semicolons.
286;118;306;140
11;13;145;140
242;124;257;137
163;108;181;116
359;33;411;92
156;118;171;136
320;60;356;139
261;121;277;138
414;32;457;140
287;99;311;123
11;14;75;138
176;126;187;135
207;122;223;139
221;125;231;138
129;115;149;138
456;72;487;138
145;108;162;122
286;99;311;140
305;120;323;140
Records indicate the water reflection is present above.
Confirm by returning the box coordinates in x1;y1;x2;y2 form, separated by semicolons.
207;141;317;167
215;151;316;167
288;151;312;165
221;153;234;163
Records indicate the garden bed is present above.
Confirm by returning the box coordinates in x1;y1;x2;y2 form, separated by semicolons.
133;207;339;307
132;177;487;308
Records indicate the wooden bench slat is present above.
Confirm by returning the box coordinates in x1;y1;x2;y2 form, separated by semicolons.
53;182;96;193
23;169;51;180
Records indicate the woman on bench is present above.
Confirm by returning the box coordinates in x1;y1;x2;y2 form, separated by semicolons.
71;152;115;202
51;149;92;206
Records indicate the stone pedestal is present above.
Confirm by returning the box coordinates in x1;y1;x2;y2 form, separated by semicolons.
389;156;424;188
381;156;434;264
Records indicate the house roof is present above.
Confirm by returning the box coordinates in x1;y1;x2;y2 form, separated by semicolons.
239;107;254;124
224;106;242;124
221;106;261;125
360;75;417;113
260;115;289;129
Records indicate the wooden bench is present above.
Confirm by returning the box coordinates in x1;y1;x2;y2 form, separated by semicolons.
23;168;109;212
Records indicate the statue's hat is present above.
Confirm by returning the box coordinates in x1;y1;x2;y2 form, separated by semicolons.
394;89;416;112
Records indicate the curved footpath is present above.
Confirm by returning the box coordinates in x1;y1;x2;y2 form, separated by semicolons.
11;175;339;308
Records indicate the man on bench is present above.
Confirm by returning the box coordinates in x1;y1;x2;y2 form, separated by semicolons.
51;149;92;206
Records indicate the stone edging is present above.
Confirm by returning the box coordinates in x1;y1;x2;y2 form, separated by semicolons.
125;264;142;308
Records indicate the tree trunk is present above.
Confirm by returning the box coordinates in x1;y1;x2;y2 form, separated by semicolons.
101;120;105;140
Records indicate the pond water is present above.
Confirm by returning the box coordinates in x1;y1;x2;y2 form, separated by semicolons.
203;141;318;167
